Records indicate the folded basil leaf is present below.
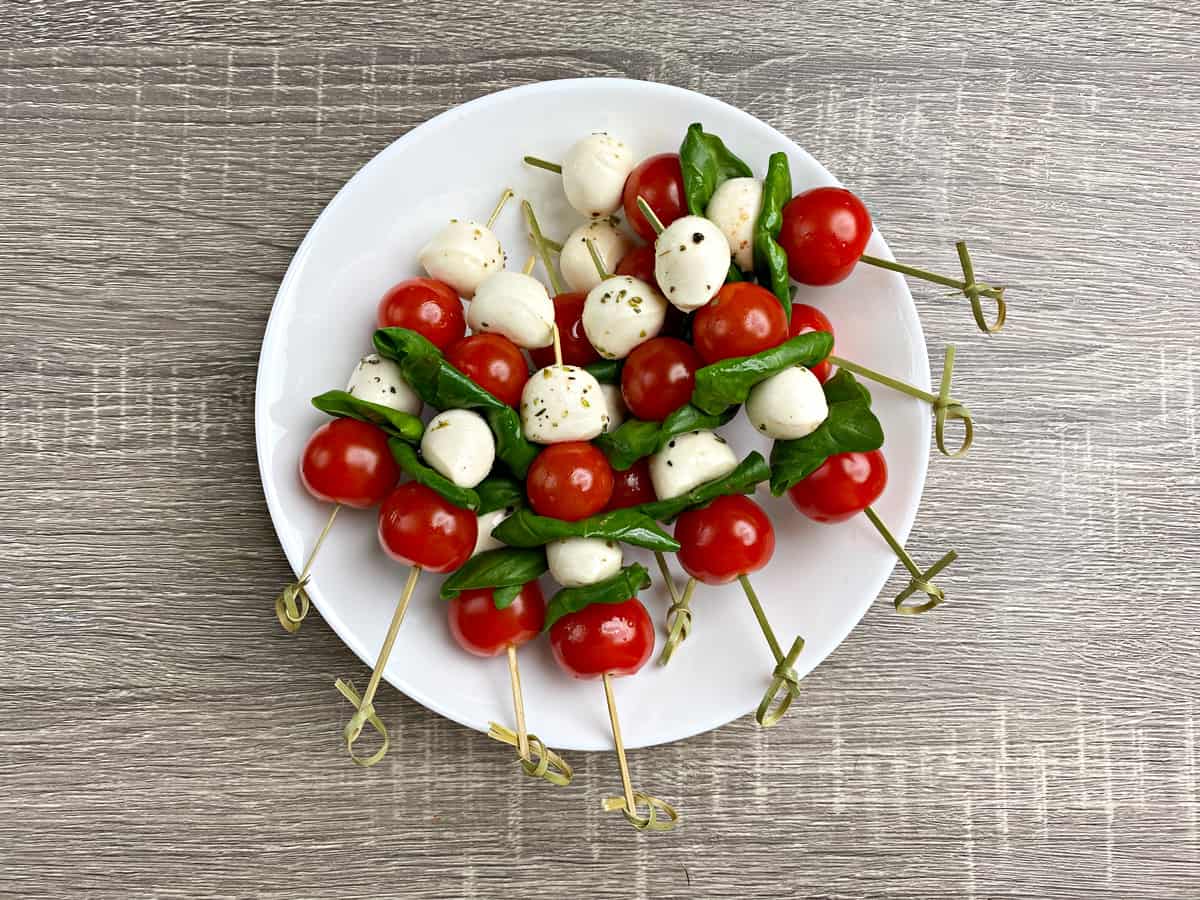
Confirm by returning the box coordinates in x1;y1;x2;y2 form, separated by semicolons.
691;330;834;416
680;123;754;216
388;438;479;511
595;403;738;470
484;406;539;478
753;152;793;320
768;371;884;495
311;390;424;443
439;547;548;607
543;563;651;631
492;508;680;552
636;452;769;523
492;584;524;609
475;475;525;515
726;261;745;283
584;359;622;385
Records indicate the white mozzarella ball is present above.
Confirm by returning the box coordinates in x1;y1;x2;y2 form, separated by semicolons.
599;383;626;433
419;409;495;489
520;365;608;443
418;220;503;300
581;276;668;360
706;177;763;271
745;366;829;440
346;354;422;415
561;133;635;218
468;271;555;349
560;219;632;293
649;429;738;501
654;215;731;311
547;537;623;588
472;506;515;557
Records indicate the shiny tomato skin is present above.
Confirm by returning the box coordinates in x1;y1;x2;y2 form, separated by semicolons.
788;302;836;383
447;582;545;657
615;244;657;284
787;450;887;524
620;337;701;422
549;598;654;679
623;153;687;242
692;282;789;364
674;494;776;585
605;458;657;510
445;333;529;407
779;187;873;286
529;292;600;369
377;482;477;573
527;442;614;521
300;418;399;508
377;277;466;350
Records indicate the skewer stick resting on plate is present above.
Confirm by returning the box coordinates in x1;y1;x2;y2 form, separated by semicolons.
275;503;340;633
600;673;679;831
487;644;573;786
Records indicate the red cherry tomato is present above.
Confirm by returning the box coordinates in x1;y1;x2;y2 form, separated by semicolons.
615;244;656;284
445;333;529;407
789;303;835;384
787;449;887;524
529;292;600;369
623;153;686;242
527;442;614;521
549;598;654;679
300;418;399;508
605;458;657;510
692;282;788;364
377;277;466;350
620;337;701;422
779;187;873;286
674;494;775;585
377;482;477;573
447;582;545;657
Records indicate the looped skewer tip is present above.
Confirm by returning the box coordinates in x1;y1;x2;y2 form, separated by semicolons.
932;345;974;458
658;577;696;666
894;549;958;616
334;679;390;768
275;579;311;633
601;791;681;831
487;724;574;786
755;635;804;728
956;241;1007;335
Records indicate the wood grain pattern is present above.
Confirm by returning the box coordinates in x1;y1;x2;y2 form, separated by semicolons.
1;3;1198;897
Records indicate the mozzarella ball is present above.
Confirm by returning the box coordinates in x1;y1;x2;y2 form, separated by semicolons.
654;215;731;311
472;506;515;557
418;220;503;299
745;366;829;440
468;271;555;349
706;177;763;271
560;219;633;293
582;276;668;360
346;354;421;415
561;133;636;218
419;409;495;489
547;537;623;587
649;429;738;501
599;383;627;433
520;365;608;443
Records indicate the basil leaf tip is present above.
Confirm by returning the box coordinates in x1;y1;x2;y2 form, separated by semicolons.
691;330;834;416
388;438;480;511
311;390;424;443
679;123;753;217
543;563;652;631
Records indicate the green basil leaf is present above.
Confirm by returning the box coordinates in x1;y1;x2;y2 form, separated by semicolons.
680;123;754;216
726;261;745;283
691;330;834;416
753;152;793;320
492;508;679;552
543;563;651;631
439;547;548;603
822;367;872;405
311;390;424;444
584;359;622;385
387;438;479;511
595;403;738;470
492;584;524;610
636;452;769;522
475;475;525;515
484;406;538;478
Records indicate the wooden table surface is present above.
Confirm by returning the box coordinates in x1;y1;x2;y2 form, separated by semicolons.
2;3;1197;897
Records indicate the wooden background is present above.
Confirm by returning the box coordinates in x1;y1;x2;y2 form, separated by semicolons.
1;3;1197;897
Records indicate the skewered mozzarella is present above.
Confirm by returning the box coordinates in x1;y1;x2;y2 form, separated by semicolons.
581;275;668;360
560;219;632;292
468;271;555;349
649;429;738;500
561;133;636;218
599;383;627;433
419;409;495;489
706;177;763;271
346;354;421;415
654;215;730;311
547;537;623;587
745;366;829;440
418;220;503;300
520;365;608;443
472;506;515;557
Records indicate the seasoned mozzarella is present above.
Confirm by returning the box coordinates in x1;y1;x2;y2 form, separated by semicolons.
561;133;636;218
745;366;829;440
472;506;514;557
418;220;503;300
706;177;763;271
419;409;495;489
654;215;731;311
346;354;421;415
520;365;608;443
468;271;555;349
581;275;668;360
599;383;626;433
547;537;623;587
560;219;632;292
649;429;738;500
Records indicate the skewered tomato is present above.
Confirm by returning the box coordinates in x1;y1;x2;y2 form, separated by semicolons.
527;442;614;521
788;303;835;383
549;598;654;678
615;244;656;284
692;282;788;364
623;153;686;242
620;337;701;422
377;277;466;350
779;187;872;286
446;333;529;407
605;458;656;510
529;291;601;369
786;449;887;524
378;482;477;573
447;582;545;657
674;494;775;585
300;418;399;508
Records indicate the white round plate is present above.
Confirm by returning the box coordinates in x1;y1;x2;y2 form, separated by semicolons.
256;78;930;751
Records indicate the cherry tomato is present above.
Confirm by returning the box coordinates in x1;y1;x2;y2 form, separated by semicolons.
787;449;887;524
447;582;545;657
692;282;788;364
527;442;614;521
615;244;656;284
549;598;654;679
377;482;477;573
779;187;873;286
674;494;775;585
623;153;686;242
446;333;529;407
789;303;835;383
620;337;701;422
377;277;466;350
529;292;600;369
605;458;657;510
300;418;399;508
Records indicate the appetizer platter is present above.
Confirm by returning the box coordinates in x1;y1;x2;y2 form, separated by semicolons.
256;78;1004;830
